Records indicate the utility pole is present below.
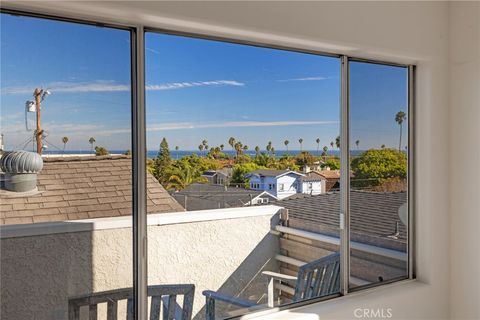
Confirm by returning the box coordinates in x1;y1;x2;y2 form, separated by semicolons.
33;88;44;154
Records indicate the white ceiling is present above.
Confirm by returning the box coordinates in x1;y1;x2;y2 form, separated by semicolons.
1;1;439;63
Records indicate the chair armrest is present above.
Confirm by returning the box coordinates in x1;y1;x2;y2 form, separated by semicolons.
262;271;297;282
202;290;257;308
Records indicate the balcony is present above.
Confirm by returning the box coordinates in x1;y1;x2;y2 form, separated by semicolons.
1;199;407;320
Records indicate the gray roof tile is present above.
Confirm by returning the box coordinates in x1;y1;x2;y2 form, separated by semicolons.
0;155;184;225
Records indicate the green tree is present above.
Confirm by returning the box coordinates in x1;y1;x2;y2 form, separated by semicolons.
284;140;289;154
330;141;334;150
298;138;303;151
165;161;207;191
88;137;96;154
231;162;264;186
220;144;224;151
316;138;321;155
335;135;340;149
94;146;109;156
395;111;407;151
153;137;172;184
198;144;204;154
351;148;407;188
254;146;260;156
322;158;340;170
295;151;315;167
62;136;69;154
355;140;360;150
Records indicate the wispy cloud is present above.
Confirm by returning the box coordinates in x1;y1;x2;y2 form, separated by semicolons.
146;80;244;91
1;80;245;95
147;120;338;131
277;76;329;82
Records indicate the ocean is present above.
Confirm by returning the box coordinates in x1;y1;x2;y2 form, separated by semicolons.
42;149;362;159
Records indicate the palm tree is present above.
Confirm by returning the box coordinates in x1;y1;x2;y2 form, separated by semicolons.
330;141;334;150
335;135;340;149
228;137;236;149
234;142;243;157
220;144;224;151
198;144;204;154
266;141;272;156
381;144;386;149
298;138;303;151
88;137;96;154
284;140;289;154
165;162;200;191
62;136;69;154
255;146;260;156
243;145;248;152
322;146;328;162
175;146;179;159
395;111;407;151
316;138;321;155
355;140;360;150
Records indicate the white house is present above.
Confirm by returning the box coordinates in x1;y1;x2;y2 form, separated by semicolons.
247;169;325;199
298;171;326;195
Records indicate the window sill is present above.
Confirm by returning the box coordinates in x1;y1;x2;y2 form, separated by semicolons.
238;279;421;320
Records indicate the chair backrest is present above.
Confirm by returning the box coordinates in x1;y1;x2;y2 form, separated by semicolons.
68;284;195;320
293;252;340;301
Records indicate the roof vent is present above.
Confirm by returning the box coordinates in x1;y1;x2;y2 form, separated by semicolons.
0;151;43;192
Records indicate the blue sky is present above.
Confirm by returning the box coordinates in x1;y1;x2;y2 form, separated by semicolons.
1;13;407;152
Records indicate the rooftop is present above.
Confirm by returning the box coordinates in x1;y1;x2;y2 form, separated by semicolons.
276;190;407;250
249;169;303;178
0;155;184;225
171;183;275;211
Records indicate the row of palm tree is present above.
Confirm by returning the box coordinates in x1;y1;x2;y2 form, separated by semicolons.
60;136;96;154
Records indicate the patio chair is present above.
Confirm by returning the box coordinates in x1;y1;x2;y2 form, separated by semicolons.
203;252;340;320
68;284;195;320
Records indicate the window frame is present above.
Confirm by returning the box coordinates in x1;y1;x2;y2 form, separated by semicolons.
0;7;415;320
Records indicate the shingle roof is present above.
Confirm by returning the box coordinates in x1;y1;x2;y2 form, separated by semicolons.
0;155;184;225
275;190;407;250
300;171;326;182
315;170;341;179
171;183;275;211
249;169;303;177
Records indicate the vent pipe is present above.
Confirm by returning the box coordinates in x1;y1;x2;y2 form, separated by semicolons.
0;151;43;192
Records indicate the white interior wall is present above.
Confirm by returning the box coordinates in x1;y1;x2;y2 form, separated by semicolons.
1;1;477;319
448;2;480;319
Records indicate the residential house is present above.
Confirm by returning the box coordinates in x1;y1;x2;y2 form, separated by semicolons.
247;169;325;199
171;182;275;211
201;168;232;185
298;171;326;195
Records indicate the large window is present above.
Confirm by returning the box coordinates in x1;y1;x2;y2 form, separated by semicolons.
0;10;413;320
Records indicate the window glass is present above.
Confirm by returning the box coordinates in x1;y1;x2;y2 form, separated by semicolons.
1;13;133;319
348;61;409;289
145;32;341;319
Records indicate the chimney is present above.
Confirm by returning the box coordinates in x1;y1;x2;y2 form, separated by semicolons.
0;151;43;192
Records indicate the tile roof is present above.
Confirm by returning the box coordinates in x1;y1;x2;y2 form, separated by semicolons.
275;190;407;250
0;155;184;225
171;183;275;211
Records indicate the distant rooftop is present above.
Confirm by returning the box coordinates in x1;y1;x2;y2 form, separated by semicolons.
276;190;407;250
0;155;184;225
249;169;303;178
171;183;275;211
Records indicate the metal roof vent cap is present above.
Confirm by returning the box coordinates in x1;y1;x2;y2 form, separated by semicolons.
0;151;43;192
